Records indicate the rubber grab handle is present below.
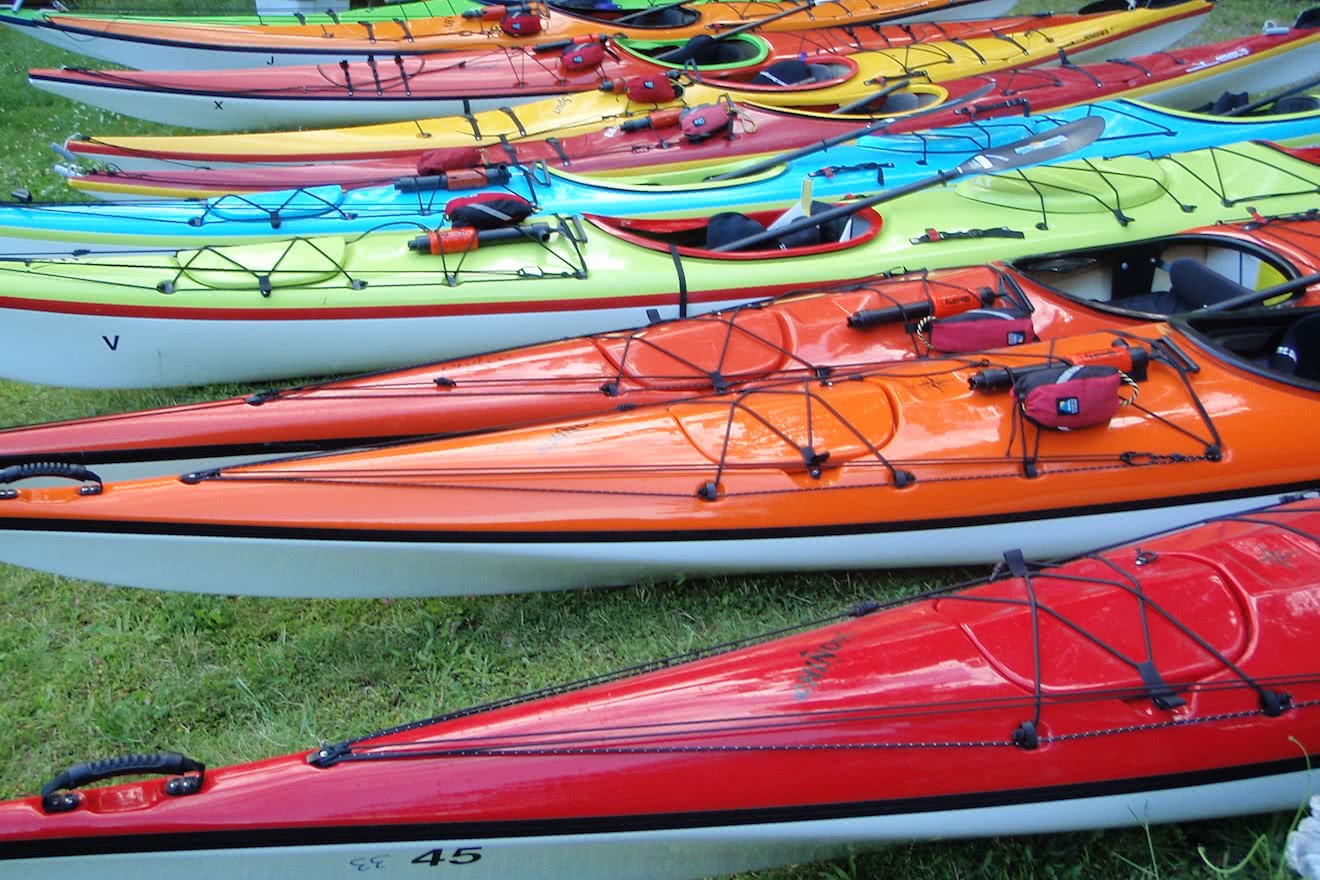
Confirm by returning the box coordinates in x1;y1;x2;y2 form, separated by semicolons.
0;461;101;485
42;753;205;810
848;301;932;328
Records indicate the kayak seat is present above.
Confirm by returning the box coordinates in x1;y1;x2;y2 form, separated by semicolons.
1167;258;1255;308
705;212;768;250
705;205;856;252
1208;91;1249;116
1272;95;1320;114
1269;313;1320;381
872;91;924;114
751;59;835;88
658;35;760;66
1115;259;1253;314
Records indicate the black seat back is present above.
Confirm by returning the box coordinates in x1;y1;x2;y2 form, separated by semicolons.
752;59;819;87
1168;258;1256;309
1270;313;1320;380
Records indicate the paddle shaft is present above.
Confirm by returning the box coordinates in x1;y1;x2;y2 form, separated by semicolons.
711;171;955;252
1202;270;1320;312
711;116;1106;253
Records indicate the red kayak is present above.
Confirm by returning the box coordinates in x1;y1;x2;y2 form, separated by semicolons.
0;493;1315;879
61;18;1320;195
1;214;1315;480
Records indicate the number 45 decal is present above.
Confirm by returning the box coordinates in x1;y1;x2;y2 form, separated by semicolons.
413;847;483;866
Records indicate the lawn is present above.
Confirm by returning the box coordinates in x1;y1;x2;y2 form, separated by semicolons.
0;0;1315;877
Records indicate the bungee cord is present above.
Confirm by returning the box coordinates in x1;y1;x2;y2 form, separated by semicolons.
306;506;1320;766
184;327;1224;501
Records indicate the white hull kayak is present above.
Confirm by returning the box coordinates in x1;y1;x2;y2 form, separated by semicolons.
0;492;1285;598
2;767;1313;880
1120;37;1320;110
32;80;561;133
0;296;751;389
0;0;1022;71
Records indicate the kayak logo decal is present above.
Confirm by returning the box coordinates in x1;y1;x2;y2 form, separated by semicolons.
102;335;119;351
793;632;850;700
1186;46;1250;73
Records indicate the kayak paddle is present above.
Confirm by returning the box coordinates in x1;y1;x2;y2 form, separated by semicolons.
711;115;1106;253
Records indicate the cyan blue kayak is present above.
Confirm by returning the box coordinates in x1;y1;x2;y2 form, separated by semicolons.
4;97;1319;254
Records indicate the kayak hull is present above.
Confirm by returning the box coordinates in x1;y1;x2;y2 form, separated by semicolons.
2;767;1313;880
0;490;1288;597
0;292;752;388
32;82;571;134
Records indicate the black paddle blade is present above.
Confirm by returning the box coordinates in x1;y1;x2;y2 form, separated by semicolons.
953;115;1107;178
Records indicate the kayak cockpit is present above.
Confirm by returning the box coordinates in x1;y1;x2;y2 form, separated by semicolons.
1179;307;1320;386
589;204;882;259
702;56;857;91
623;33;768;69
1012;233;1310;317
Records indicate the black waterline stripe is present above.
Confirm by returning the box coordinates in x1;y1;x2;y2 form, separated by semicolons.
2;755;1313;860
0;482;1307;545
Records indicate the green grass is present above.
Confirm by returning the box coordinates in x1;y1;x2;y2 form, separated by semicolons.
0;1;1316;877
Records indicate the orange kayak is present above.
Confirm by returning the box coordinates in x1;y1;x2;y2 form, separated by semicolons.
0;304;1315;597
2;215;1316;480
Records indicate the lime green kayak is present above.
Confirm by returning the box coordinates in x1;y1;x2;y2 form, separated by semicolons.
0;140;1315;389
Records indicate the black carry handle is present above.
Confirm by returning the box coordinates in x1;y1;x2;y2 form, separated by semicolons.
42;753;206;813
712;116;1106;253
1199;270;1320;313
0;461;101;485
708;83;995;182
